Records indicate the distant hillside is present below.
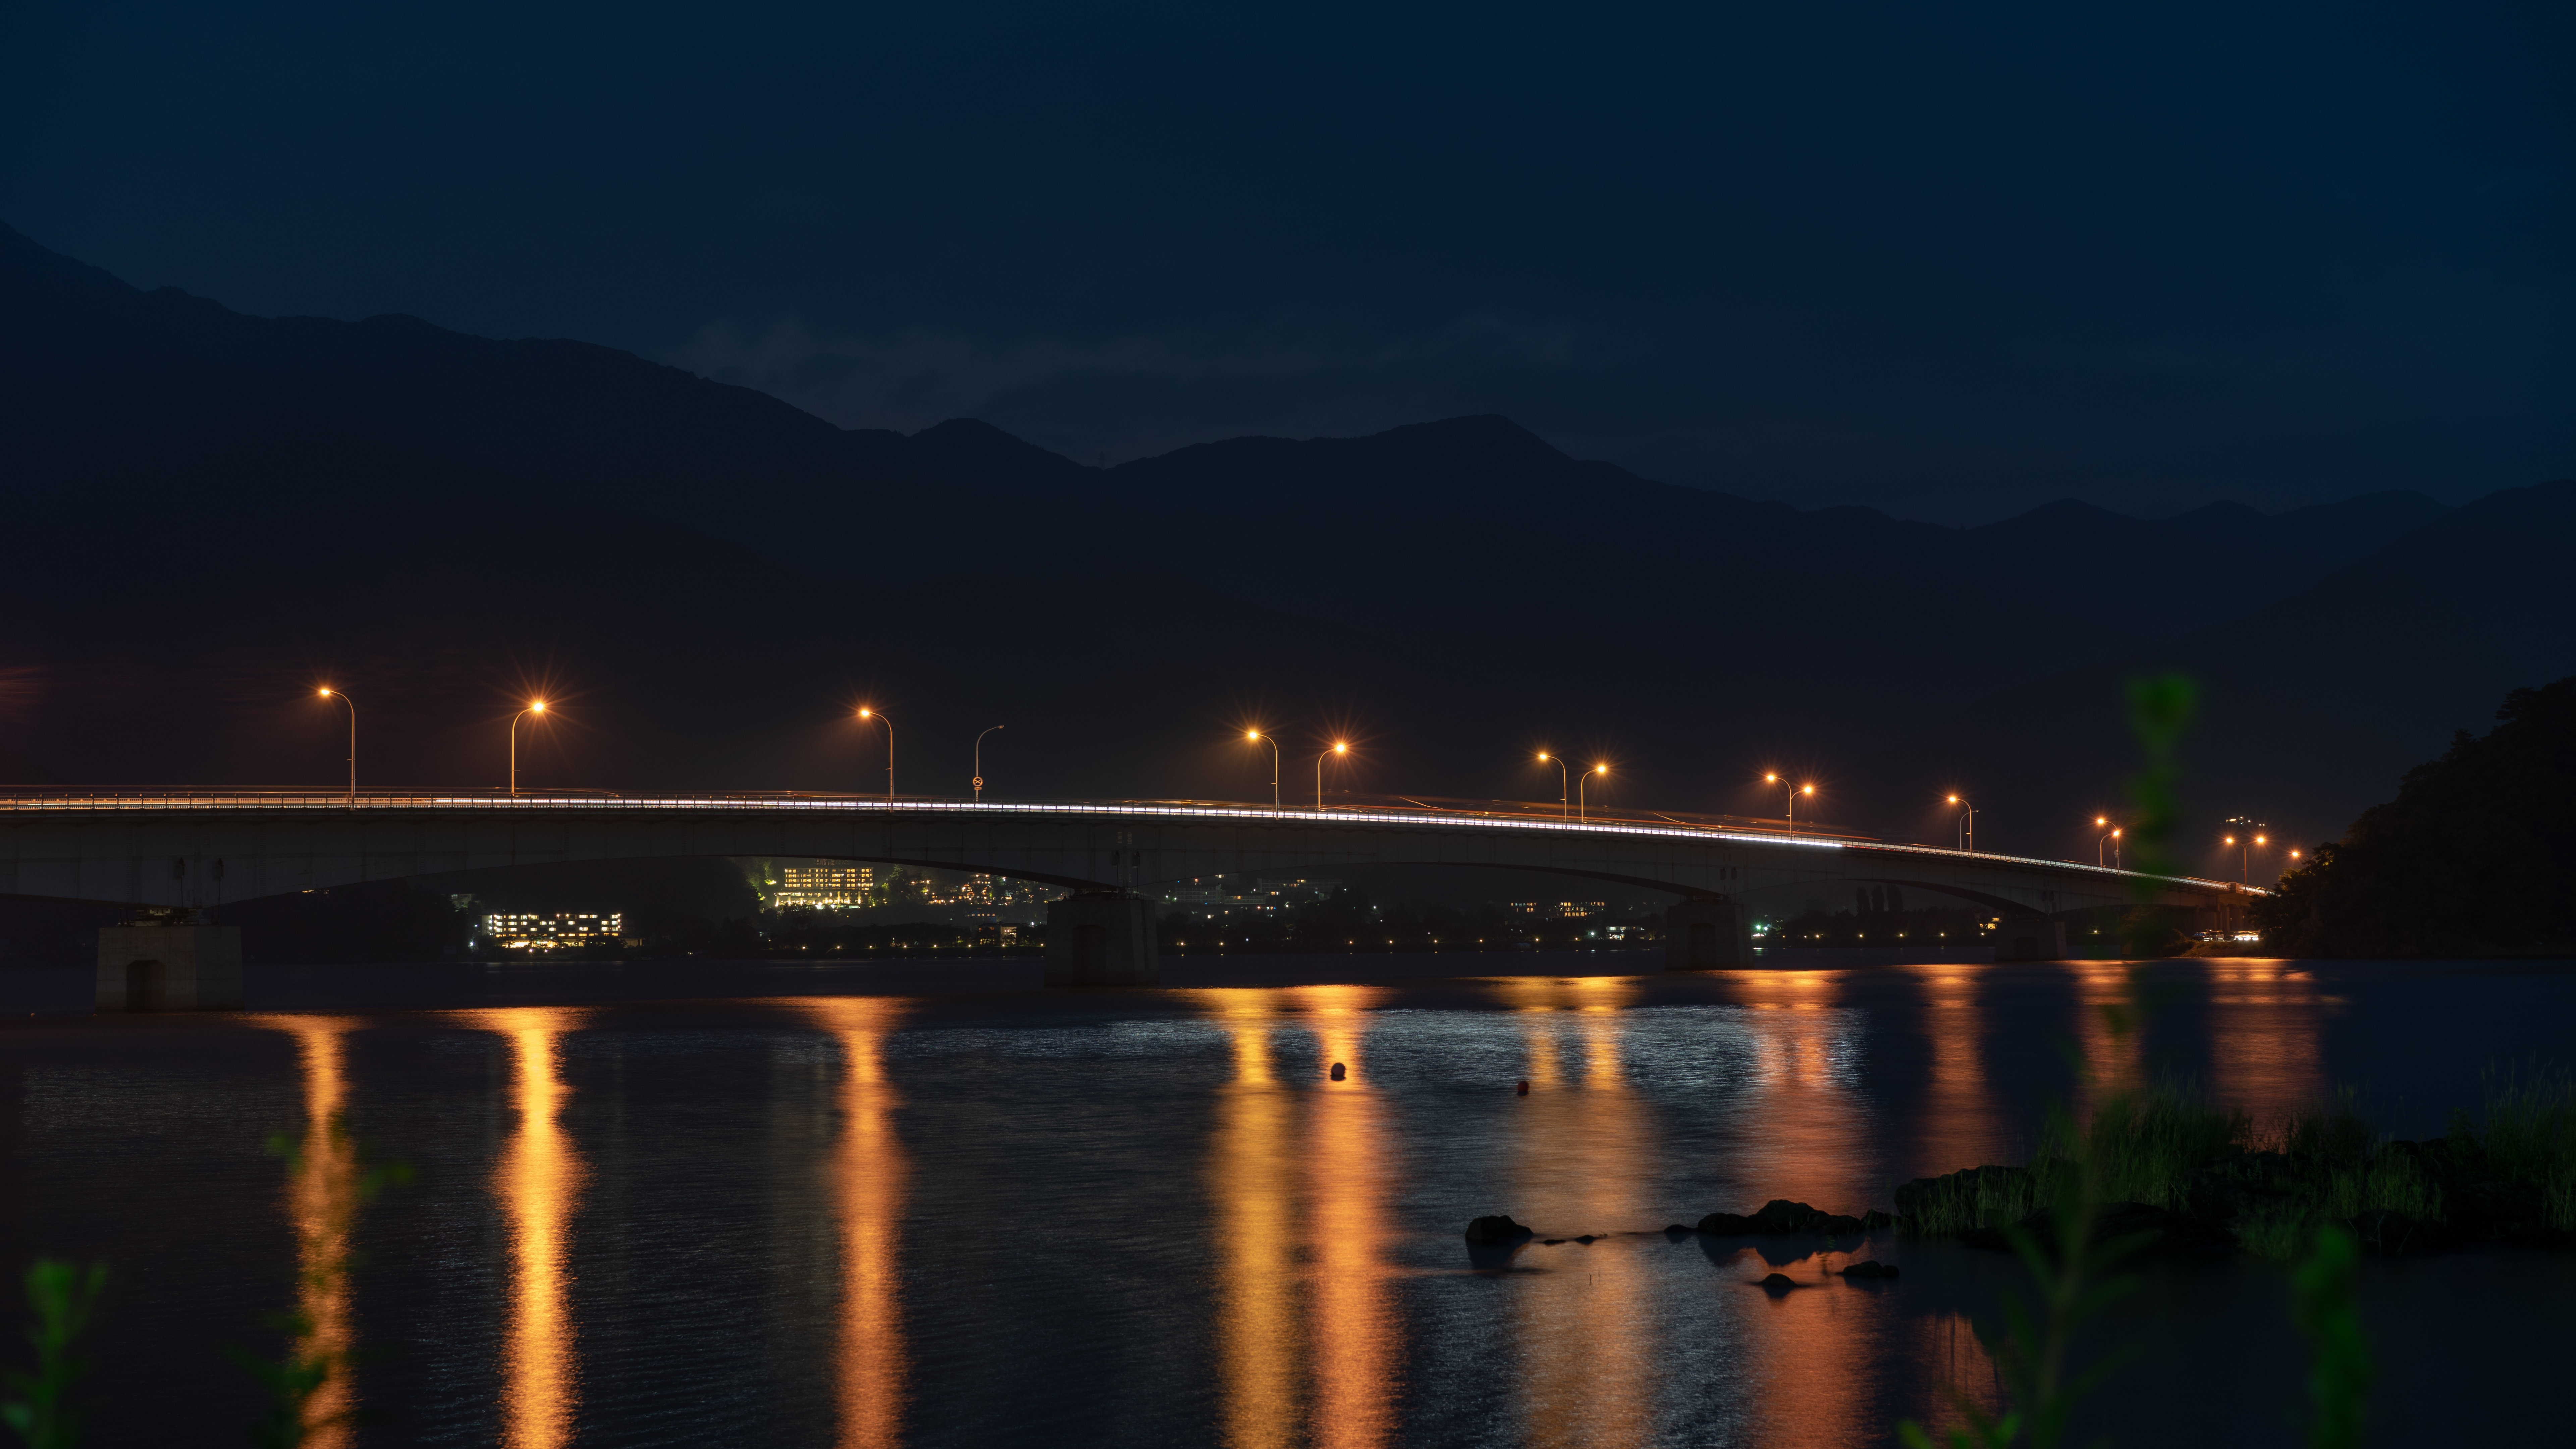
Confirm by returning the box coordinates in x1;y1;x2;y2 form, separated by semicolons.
1850;479;2576;864
2;219;2553;875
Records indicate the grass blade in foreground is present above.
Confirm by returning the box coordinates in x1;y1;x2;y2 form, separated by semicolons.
1;1259;109;1449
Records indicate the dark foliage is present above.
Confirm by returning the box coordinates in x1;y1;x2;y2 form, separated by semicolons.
1767;904;1993;949
1158;887;1648;953
2256;677;2576;956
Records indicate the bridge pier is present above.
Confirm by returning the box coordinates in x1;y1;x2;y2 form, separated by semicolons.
1664;894;1752;971
96;911;243;1011
1044;892;1161;987
1993;917;2067;962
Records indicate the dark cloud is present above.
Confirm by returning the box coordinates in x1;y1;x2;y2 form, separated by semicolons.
4;0;2569;520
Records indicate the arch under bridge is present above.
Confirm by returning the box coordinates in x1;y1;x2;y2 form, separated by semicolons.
0;791;2257;1006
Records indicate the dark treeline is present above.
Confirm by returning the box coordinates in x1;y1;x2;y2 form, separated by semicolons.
1161;885;1654;953
215;858;763;964
2258;676;2575;957
1766;904;1995;949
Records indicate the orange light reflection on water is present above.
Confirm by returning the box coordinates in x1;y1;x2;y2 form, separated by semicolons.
802;997;912;1449
1501;978;1651;1448
1290;984;1397;1449
2071;963;2146;1111
2202;959;2328;1119
1902;965;2002;1176
1195;987;1400;1449
248;1014;366;1449
1725;969;1870;1211
1205;991;1301;1449
466;1007;589;1449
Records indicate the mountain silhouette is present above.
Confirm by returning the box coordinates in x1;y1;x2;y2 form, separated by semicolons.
3;219;2559;876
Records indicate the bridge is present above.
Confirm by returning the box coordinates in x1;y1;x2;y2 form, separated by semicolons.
0;791;2257;1008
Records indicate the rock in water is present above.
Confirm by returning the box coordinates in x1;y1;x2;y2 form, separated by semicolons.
1756;1273;1799;1293
1838;1260;1900;1279
1330;1062;1347;1080
1464;1214;1535;1244
1698;1201;1874;1235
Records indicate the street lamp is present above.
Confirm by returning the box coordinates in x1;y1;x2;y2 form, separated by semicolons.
857;708;894;801
973;725;1004;801
1537;753;1568;819
1579;763;1607;822
2221;815;2266;883
317;688;356;807
509;700;547;797
1763;772;1814;831
2096;817;2124;868
1246;730;1281;808
1946;793;1976;852
1316;741;1349;810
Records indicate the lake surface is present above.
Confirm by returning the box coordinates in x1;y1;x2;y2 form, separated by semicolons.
4;951;2573;1447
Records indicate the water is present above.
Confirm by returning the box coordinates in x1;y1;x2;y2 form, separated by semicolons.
4;952;2572;1446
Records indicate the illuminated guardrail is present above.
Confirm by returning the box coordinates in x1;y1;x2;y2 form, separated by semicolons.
0;790;2255;895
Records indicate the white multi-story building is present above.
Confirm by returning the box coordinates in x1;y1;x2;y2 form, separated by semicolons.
481;912;625;949
775;865;873;908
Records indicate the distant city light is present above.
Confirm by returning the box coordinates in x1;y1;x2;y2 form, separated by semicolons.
482;911;621;950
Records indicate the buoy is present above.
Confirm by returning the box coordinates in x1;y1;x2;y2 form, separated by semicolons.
1330;1062;1347;1080
1516;1079;1529;1096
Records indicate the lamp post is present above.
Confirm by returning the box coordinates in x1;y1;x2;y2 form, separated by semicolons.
508;700;547;797
857;708;894;801
1767;773;1814;831
973;725;1004;801
1579;763;1607;822
2221;816;2267;883
1315;741;1348;810
1537;753;1568;819
1946;793;1976;852
317;688;356;807
2096;817;2124;868
1246;731;1280;808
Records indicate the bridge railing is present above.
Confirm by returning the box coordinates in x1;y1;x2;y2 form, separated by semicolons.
0;787;2256;896
0;786;1870;835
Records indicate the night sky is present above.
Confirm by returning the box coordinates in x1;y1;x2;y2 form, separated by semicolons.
4;0;2570;522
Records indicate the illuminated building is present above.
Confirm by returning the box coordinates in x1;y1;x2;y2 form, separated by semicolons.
1161;874;1343;921
775;865;874;909
481;912;624;950
1508;901;1609;920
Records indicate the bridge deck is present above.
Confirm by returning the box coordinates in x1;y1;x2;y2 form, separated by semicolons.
0;790;2255;919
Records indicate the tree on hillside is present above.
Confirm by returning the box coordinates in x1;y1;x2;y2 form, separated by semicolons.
2257;677;2576;956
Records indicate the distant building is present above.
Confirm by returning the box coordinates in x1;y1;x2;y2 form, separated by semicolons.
775;865;873;909
1160;874;1342;921
1509;901;1609;920
482;912;624;950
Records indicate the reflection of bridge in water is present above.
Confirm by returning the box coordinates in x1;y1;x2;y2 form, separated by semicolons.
0;791;2259;1007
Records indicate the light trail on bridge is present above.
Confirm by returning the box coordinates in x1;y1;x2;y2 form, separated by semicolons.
0;789;2251;893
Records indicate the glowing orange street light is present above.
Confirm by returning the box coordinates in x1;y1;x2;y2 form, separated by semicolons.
1246;730;1281;808
316;687;356;807
1538;752;1568;819
1316;741;1349;810
509;700;548;797
857;707;894;801
1579;763;1608;823
2098;822;2124;868
1946;793;1976;852
1765;772;1816;831
2221;815;2266;882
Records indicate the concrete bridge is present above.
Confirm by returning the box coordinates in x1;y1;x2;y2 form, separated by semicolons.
0;791;2257;1007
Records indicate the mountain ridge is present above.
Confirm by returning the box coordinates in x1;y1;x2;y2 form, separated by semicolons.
2;219;2555;876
